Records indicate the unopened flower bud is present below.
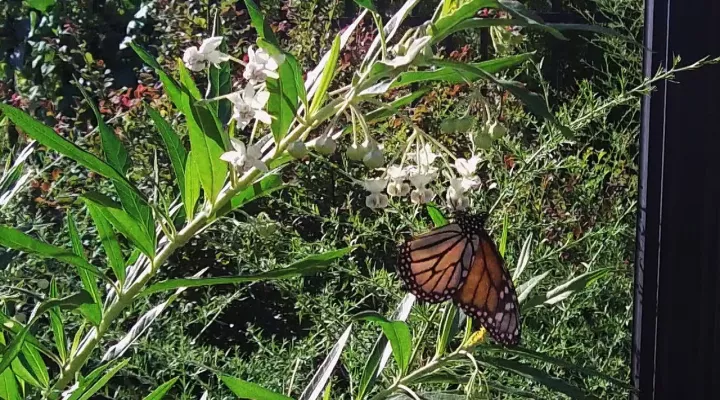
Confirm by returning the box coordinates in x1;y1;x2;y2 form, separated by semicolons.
363;147;385;169
315;134;337;155
455;117;474;133
487;121;507;139
440;119;457;134
287;141;308;159
473;131;493;150
346;143;366;161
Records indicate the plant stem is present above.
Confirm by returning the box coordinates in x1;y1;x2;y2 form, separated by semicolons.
50;97;344;393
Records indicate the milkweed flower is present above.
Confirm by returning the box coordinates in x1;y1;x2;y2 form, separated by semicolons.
386;165;410;197
408;168;436;205
363;145;385;169
183;36;229;71
454;155;481;189
227;85;271;129
244;46;285;84
315;134;337;155
220;138;268;173
407;143;438;171
446;177;472;211
364;178;389;209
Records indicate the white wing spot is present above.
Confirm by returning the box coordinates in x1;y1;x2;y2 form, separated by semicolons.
505;303;513;311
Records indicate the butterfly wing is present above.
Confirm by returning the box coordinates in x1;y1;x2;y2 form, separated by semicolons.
453;229;521;345
396;223;477;303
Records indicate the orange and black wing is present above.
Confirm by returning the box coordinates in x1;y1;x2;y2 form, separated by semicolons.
396;223;477;303
453;229;521;345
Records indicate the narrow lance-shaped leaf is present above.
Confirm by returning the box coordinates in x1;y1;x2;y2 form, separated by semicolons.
74;359;130;400
432;59;573;137
343;89;430;134
0;311;62;368
260;39;300;144
48;279;67;362
356;293;415;400
86;199;126;283
309;34;341;115
229;174;285;211
76;85;155;238
0;291;94;377
147;106;187;206
430;0;500;40
0;105;141;201
140;246;357;297
177;59;202;100
221;376;292;400
209;12;233;123
183;151;200;220
299;325;353;400
0;333;21;400
142;377;179;400
13;340;49;389
435;304;459;358
353;311;412;375
66;213;102;325
243;0;280;46
81;193;156;258
498;0;567;40
0;225;111;285
353;0;377;13
185;92;227;203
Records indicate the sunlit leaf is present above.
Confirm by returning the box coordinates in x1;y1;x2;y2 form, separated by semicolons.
309;34;341;115
142;377;179;400
353;311;412;375
221;375;292;400
392;54;532;88
66;213;102;323
76;359;130;400
147;106;187;206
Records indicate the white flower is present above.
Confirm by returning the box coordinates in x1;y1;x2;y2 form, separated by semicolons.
363;178;389;210
220;138;268;172
387;181;410;197
446;177;470;211
408;169;436;189
407;143;438;171
386;165;407;181
228;85;271;129
244;46;285;84
183;36;229;71
410;187;435;205
453;156;481;189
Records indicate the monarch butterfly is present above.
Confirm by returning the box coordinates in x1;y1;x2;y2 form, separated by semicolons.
396;213;521;346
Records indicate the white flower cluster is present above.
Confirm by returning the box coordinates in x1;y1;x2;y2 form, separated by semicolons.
183;37;285;175
363;143;482;212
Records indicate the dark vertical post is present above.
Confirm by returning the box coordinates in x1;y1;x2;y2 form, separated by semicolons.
632;0;720;399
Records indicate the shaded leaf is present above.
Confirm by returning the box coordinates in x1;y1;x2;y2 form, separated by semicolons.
76;359;130;400
353;0;377;13
147;106;187;205
299;325;353;400
66;213;102;323
229;174;285;211
86;199;126;283
140;246;357;297
392;54;532;88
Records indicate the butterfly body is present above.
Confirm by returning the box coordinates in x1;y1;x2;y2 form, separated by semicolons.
396;213;521;346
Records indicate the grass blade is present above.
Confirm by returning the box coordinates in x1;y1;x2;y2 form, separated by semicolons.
221;375;292;400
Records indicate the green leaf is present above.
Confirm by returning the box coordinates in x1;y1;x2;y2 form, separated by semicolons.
183;151;201;220
24;0;56;13
177;60;202;100
221;375;292;400
432;59;572;137
48;279;67;362
142;377;179;400
185;96;227;203
0;105;140;199
76;359;130;400
486;345;635;391
0;291;94;377
356;295;414;400
524;268;611;308
229;174;285;211
498;0;566;40
86;202;126;283
13;342;48;389
435;304;459;358
76;84;129;174
430;0;499;40
0;337;21;400
0;312;61;368
353;0;377;13
392;53;532;88
147;106;187;207
299;325;353;400
309;34;341;115
478;355;595;399
427;204;448;227
66;213;102;322
140;246;357;297
81;193;156;258
353;311;412;375
344;89;430;133
266;53;302;143
243;0;279;46
287;54;308;111
0;225;110;285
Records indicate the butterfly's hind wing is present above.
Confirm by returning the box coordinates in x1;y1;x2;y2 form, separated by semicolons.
453;229;521;346
396;223;477;303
